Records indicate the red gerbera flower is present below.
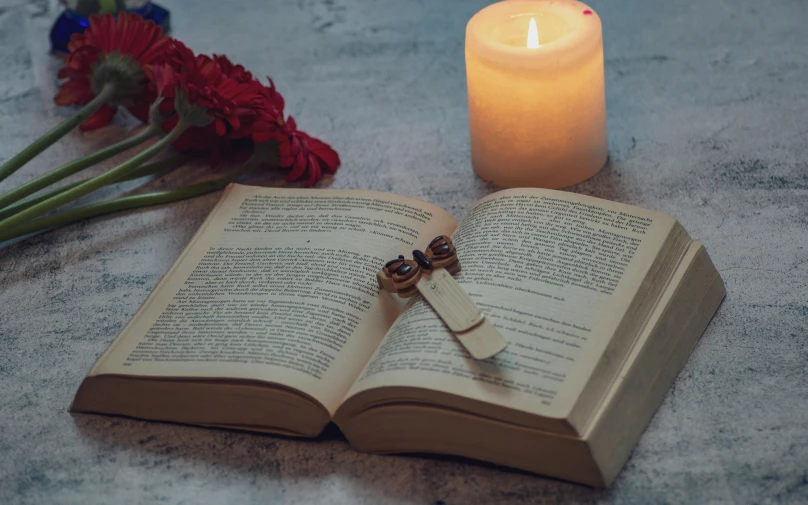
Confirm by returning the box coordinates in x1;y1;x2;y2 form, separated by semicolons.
152;42;267;163
213;55;255;85
250;79;285;142
150;44;339;184
251;81;340;187
254;115;340;187
279;118;341;187
54;13;172;130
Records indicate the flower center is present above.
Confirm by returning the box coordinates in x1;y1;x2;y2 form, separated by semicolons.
90;51;147;106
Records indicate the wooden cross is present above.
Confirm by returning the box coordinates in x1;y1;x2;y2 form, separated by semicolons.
377;235;508;360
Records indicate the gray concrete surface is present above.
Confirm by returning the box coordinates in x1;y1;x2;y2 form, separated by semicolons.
1;0;806;503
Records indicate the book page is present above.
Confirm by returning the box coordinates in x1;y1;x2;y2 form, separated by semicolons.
345;188;677;421
90;185;458;414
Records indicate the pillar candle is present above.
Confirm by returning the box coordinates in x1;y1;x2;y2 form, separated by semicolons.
465;0;607;188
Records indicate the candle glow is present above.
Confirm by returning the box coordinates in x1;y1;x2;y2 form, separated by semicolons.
465;0;607;188
527;18;539;48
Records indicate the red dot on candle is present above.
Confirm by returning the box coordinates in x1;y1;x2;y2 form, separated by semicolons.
583;10;593;15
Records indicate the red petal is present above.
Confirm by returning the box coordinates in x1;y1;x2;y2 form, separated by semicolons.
286;151;308;181
278;138;297;167
252;130;273;143
215;118;227;136
54;80;92;106
66;32;86;54
114;12;128;51
80;104;116;130
93;15;111;52
227;113;241;131
305;135;340;173
150;63;175;97
139;36;172;65
263;77;285;115
305;154;322;187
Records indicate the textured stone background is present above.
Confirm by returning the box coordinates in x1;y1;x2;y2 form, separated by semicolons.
1;0;806;503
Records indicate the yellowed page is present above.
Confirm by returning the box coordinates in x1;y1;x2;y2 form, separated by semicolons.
345;188;676;421
89;185;458;414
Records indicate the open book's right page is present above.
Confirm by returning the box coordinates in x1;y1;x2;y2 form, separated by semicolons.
342;188;678;431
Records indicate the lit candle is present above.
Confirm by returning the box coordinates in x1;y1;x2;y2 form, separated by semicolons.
465;0;607;188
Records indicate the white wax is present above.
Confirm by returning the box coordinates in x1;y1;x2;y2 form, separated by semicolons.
465;0;607;188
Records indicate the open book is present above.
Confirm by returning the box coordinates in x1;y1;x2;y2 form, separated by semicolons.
72;185;725;487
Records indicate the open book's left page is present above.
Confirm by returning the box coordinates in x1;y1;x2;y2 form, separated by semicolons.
86;185;457;414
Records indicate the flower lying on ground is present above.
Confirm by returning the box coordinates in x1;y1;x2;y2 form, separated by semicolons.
54;13;172;130
0;12;341;243
252;81;340;186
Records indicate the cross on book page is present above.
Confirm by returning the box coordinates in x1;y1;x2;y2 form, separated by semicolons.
377;235;508;360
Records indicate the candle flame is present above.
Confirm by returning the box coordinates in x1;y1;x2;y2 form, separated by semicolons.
527;18;540;48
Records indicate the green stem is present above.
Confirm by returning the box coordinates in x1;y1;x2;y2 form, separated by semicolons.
0;120;189;236
0;124;160;211
0;154;187;222
0;158;258;243
0;83;116;185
